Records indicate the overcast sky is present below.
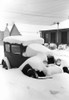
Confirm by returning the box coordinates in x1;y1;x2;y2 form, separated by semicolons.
0;0;69;27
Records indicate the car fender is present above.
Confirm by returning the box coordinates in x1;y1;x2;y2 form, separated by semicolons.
2;57;11;69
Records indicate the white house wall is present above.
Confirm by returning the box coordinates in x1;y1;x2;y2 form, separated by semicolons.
0;32;4;40
4;27;10;39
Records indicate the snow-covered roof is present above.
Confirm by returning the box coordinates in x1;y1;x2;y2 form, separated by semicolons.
59;19;69;29
15;23;49;35
3;36;44;46
41;19;69;31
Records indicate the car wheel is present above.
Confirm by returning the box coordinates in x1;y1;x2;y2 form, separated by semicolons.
27;68;37;78
2;60;8;69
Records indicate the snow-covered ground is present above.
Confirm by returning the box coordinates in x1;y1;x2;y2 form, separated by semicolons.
1;66;69;100
0;45;4;64
1;45;69;100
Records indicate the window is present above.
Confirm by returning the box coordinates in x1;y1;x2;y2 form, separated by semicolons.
11;45;21;54
5;44;10;52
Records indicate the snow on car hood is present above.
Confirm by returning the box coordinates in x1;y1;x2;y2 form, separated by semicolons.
23;43;52;57
20;54;48;71
0;67;69;100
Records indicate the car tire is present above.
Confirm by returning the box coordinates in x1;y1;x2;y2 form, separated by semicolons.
27;68;37;78
2;57;11;69
2;60;8;69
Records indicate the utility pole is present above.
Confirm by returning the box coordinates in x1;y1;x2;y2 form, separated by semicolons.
57;22;59;47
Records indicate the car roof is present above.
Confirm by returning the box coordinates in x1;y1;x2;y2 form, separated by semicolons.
3;36;44;46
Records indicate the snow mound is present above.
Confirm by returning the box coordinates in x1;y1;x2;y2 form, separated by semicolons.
20;54;63;76
23;43;51;57
49;43;57;50
3;36;44;46
0;66;69;100
20;54;47;71
58;44;67;50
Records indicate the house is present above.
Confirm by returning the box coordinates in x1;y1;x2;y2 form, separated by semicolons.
10;24;21;36
0;23;10;41
4;23;10;38
3;23;21;39
9;23;41;37
40;19;69;45
0;31;4;40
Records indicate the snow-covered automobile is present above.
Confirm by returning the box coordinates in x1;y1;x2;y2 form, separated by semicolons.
2;36;44;69
19;54;64;78
1;53;69;100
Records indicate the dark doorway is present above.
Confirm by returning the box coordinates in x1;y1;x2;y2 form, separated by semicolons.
61;31;67;44
51;32;56;43
45;33;49;43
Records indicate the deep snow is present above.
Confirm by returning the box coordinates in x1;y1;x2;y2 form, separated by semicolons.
1;67;69;100
1;45;69;100
0;45;4;64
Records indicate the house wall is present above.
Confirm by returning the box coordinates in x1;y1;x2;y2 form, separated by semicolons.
40;32;42;37
0;31;4;40
45;32;50;43
40;31;45;42
50;32;56;43
4;27;10;38
0;32;2;40
40;29;69;45
67;31;69;44
57;31;61;44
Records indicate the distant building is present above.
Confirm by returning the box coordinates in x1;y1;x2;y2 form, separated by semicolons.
0;23;41;42
9;23;40;37
40;19;69;45
0;31;4;40
0;23;10;41
4;23;10;38
10;24;21;36
40;28;68;45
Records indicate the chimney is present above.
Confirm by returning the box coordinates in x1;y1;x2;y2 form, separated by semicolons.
6;23;8;28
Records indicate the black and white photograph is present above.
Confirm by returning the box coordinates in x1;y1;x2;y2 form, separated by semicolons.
0;0;69;100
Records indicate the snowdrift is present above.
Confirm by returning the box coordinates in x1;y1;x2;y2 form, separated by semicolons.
0;67;69;100
23;43;52;57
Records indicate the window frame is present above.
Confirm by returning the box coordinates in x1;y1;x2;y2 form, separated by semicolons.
11;44;21;55
4;43;10;53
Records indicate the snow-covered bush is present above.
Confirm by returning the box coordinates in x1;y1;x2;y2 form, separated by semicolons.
49;43;57;50
58;44;67;50
44;43;49;48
